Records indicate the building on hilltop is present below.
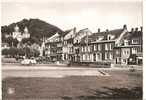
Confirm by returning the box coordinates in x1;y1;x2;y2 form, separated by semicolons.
12;25;30;42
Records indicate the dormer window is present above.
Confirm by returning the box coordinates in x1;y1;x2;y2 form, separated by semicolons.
98;36;104;40
108;35;115;40
124;40;129;46
108;36;111;40
132;39;139;44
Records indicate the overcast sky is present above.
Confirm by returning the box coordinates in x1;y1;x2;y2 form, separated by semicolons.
1;0;142;32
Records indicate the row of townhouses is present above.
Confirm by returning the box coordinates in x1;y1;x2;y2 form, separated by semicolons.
44;25;143;65
2;25;143;65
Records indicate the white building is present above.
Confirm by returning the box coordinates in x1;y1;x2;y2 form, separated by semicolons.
12;25;30;42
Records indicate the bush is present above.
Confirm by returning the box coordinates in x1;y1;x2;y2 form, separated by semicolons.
2;49;9;55
129;66;136;72
71;61;111;68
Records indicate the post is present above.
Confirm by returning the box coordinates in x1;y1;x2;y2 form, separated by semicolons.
86;32;88;62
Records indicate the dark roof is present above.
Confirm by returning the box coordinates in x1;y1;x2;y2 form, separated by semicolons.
80;29;124;44
74;28;90;38
108;29;124;39
62;29;73;37
123;31;142;40
66;38;73;42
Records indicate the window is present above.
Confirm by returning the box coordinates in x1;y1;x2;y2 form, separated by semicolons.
88;46;90;52
94;44;96;51
64;41;67;45
123;59;126;63
82;46;84;52
98;36;104;40
108;35;115;40
132;48;138;54
98;44;101;51
123;50;129;55
132;39;139;44
124;51;127;55
109;53;113;60
97;53;101;60
105;44;108;50
127;51;129;54
109;43;113;50
116;57;121;63
108;36;111;40
83;54;85;61
96;38;99;42
124;40;129;46
84;46;86;52
93;53;96;61
105;52;108;60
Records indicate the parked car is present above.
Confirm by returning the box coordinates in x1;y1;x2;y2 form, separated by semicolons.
21;58;37;65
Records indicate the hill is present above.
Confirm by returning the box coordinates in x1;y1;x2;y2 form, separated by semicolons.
1;18;63;42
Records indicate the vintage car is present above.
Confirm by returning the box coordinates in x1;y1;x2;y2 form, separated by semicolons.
21;58;37;65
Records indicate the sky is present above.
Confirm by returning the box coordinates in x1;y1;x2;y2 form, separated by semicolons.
1;0;142;32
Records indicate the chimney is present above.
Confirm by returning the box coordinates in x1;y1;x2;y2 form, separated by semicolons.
131;28;134;33
123;24;127;30
73;27;76;34
98;28;100;33
135;27;138;32
106;29;109;33
140;26;143;32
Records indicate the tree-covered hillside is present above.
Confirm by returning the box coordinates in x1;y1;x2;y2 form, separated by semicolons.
1;18;63;42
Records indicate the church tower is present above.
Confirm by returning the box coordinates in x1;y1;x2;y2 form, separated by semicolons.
15;25;19;32
23;27;30;38
12;25;22;42
39;37;46;56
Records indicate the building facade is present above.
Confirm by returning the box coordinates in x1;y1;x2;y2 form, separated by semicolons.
12;25;30;42
77;25;128;64
62;28;76;62
73;28;92;62
45;33;63;61
114;27;143;65
44;25;142;65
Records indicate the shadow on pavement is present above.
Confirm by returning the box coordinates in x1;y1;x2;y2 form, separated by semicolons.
62;87;142;100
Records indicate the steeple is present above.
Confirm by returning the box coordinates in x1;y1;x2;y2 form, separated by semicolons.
14;25;19;32
24;27;28;33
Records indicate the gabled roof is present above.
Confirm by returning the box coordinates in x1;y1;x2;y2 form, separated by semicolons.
80;29;124;44
74;28;92;38
63;28;75;40
62;29;73;37
123;31;142;40
46;32;60;41
108;29;124;39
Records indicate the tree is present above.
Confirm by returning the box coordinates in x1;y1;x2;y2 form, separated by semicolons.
7;47;18;57
24;46;31;58
2;49;9;56
21;38;30;44
5;37;13;47
12;38;19;47
33;49;40;57
31;37;41;44
17;48;25;56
